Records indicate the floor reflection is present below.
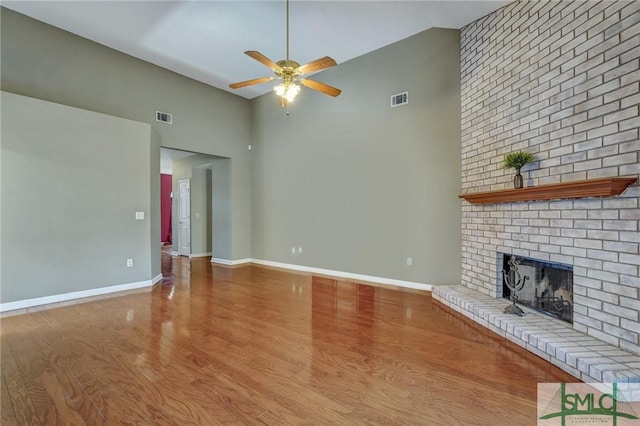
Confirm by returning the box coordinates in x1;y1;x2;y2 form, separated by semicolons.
1;248;578;424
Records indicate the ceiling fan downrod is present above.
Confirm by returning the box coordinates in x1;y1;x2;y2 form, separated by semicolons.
286;0;290;61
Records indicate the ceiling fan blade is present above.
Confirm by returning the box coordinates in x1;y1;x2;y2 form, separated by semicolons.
229;76;275;89
300;79;342;97
245;51;282;72
297;56;337;75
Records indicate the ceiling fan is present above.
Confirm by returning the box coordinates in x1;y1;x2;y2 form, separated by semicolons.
228;0;342;108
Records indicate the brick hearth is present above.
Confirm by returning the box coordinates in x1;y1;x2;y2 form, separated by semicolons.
433;285;640;386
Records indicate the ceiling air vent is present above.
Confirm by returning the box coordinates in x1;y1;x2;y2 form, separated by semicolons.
156;111;173;124
390;91;408;108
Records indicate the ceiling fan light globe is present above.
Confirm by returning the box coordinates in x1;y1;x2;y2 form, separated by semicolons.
286;83;300;102
273;83;285;97
274;82;300;103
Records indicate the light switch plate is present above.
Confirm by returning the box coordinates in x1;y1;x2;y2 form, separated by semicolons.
135;212;144;220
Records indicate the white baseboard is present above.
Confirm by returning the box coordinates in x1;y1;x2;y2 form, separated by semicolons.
189;252;212;258
211;257;252;266
0;259;430;314
0;277;157;313
250;259;433;292
170;250;179;256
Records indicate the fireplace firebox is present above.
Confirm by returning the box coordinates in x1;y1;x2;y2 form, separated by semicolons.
501;254;573;324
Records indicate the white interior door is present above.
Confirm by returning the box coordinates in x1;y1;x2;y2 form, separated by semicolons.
178;178;190;256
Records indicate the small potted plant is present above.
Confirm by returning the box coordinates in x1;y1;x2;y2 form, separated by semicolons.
504;151;535;189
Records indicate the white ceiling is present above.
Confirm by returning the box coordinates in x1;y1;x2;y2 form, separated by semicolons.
3;1;509;99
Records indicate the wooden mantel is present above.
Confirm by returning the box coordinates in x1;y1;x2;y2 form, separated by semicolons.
459;177;637;204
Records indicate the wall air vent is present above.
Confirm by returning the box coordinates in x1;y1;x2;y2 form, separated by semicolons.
156;111;173;124
390;91;408;108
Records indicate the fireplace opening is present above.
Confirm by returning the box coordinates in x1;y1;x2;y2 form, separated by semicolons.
501;254;573;324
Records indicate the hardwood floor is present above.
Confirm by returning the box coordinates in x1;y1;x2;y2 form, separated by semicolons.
1;254;576;425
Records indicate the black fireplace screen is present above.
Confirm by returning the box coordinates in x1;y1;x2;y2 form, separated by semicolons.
502;254;573;324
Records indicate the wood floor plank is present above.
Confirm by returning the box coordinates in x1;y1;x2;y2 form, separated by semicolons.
1;371;18;425
1;337;43;425
68;302;264;424
12;351;58;424
75;338;223;425
1;254;578;424
42;340;113;425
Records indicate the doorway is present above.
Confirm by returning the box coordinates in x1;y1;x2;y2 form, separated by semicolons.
160;148;196;255
160;147;229;260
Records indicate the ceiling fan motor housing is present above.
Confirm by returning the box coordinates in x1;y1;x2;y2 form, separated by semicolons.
276;59;301;75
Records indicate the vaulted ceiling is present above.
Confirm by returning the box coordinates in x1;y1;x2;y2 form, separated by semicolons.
3;1;509;99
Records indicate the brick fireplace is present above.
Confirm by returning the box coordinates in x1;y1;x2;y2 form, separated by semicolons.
436;0;640;383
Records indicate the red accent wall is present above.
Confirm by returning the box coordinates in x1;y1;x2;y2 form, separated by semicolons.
160;174;172;243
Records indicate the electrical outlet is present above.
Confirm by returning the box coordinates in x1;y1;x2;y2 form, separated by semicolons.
406;257;412;266
291;247;296;254
298;247;302;253
126;258;133;267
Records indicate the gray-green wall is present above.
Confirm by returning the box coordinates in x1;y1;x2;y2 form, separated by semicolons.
1;91;152;303
251;28;462;285
2;6;463;303
0;7;252;266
